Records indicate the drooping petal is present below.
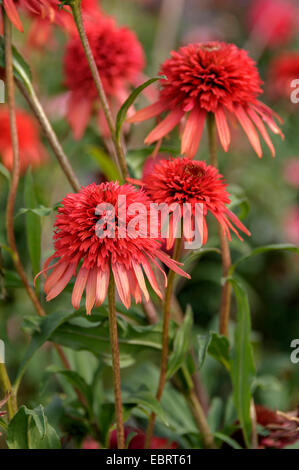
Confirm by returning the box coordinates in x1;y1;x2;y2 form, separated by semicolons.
112;263;131;309
155;250;190;280
181;108;206;159
44;261;68;294
85;268;97;315
247;106;275;157
127;269;142;304
234;105;262;158
72;266;89;310
127;100;168;123
46;263;76;301
141;256;162;299
132;261;149;302
3;0;23;32
95;266;110;306
145;109;184;145
252;102;284;139
215;107;231;152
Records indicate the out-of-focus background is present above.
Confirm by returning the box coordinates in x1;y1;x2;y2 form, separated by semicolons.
0;0;299;448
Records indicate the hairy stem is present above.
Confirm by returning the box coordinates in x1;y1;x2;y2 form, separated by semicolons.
145;236;183;448
16;80;81;192
207;113;232;337
108;274;125;449
71;0;129;181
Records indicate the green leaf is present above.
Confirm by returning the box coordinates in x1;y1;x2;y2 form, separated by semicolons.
208;332;230;371
15;205;54;218
197;332;212;370
0;162;11;182
87;146;122;181
228;184;250;220
47;368;92;412
115;76;165;143
230;244;299;275
166;306;193;380
6;405;60;449
14;310;76;392
229;278;256;449
123;391;169;426
0;37;32;91
50;315;164;367
214;431;243;449
24;169;41;282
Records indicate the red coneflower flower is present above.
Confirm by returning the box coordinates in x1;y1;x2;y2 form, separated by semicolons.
64;16;145;139
128;42;283;159
1;0;61;32
138;158;250;248
268;52;299;102
248;0;298;48
39;181;189;314
0;107;48;173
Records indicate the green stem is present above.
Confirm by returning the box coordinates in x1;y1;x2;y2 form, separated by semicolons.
108;274;125;449
0;364;17;420
16;79;81;192
207;114;232;337
71;0;129;181
145;235;183;448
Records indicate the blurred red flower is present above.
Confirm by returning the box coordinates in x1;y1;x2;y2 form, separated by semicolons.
284;158;299;188
64;16;145;139
109;427;178;449
38;181;189;314
256;405;299;449
268;52;299;102
248;0;299;48
128;42;283;159
138;158;250;248
0;106;48;173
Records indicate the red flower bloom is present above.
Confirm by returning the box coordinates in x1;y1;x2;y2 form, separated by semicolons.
1;0;61;32
39;182;189;314
26;0;102;49
256;405;299;449
128;42;283;159
64;16;145;139
109;427;178;449
140;158;250;248
268;52;299;102
248;0;299;48
0;106;48;173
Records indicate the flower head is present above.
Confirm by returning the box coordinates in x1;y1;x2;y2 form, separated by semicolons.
141;157;250;248
2;0;62;32
129;41;283;159
248;0;298;48
39;182;189;314
64;16;145;139
284;158;299;188
268;52;299;102
0;107;48;173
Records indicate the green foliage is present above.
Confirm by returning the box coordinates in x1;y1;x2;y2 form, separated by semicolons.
6;405;60;449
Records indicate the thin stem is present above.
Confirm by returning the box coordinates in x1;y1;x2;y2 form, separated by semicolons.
145;235;183;448
108;274;125;449
0;364;17;419
16;80;81;192
71;0;129;181
187;389;216;449
207;113;232;337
